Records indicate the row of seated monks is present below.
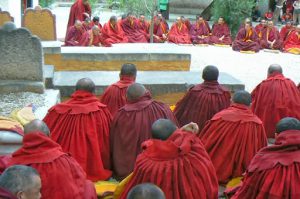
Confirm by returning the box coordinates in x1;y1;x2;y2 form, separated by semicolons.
0;63;300;198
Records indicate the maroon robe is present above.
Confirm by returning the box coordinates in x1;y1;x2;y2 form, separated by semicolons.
119;130;219;199
100;75;135;117
65;25;85;46
184;19;192;31
232;27;260;52
232;130;300;199
199;104;267;184
174;81;231;131
136;19;150;35
168;23;191;44
251;72;300;138
254;23;265;39
120;19;148;43
66;0;91;31
110;92;178;180
0;187;17;199
210;23;232;45
260;27;283;50
279;25;294;42
190;21;211;44
101;21;128;45
153;20;169;43
43;90;112;182
79;29;109;47
89;21;102;30
9;132;97;199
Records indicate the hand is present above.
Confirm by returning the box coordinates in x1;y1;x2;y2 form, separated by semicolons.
162;34;167;39
181;122;199;134
83;12;90;17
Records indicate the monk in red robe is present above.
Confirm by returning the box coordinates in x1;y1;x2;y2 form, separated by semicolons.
79;25;109;47
280;20;294;42
120;13;148;43
66;0;91;31
283;25;300;53
232;22;260;52
153;14;169;43
255;19;267;40
90;16;102;30
260;21;282;50
0;165;41;199
181;16;192;31
232;117;300;199
101;63;136;117
43;78;112;182
251;64;300;138
102;16;128;46
65;20;85;46
210;17;232;45
174;65;231;131
199;91;267;185
110;83;177;180
190;15;211;44
136;15;150;35
8;120;97;199
119;119;219;199
82;17;92;31
168;17;191;44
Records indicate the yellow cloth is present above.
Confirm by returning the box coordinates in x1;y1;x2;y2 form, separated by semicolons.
240;50;256;54
114;173;133;199
214;44;231;48
94;181;118;198
170;105;176;112
10;106;35;125
0;116;23;132
226;177;243;188
287;48;300;55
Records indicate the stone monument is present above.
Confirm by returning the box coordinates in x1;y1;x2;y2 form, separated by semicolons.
0;11;14;27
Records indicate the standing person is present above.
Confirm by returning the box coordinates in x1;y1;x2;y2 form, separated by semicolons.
159;0;169;20
293;0;300;24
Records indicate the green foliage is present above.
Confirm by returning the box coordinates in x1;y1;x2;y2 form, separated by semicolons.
39;0;56;8
116;0;158;17
89;0;100;10
212;0;255;36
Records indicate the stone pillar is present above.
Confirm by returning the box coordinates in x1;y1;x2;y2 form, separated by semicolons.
0;0;21;27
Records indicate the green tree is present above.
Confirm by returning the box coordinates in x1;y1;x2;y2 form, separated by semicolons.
212;0;255;37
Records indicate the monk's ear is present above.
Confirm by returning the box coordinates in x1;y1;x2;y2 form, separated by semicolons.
16;191;25;199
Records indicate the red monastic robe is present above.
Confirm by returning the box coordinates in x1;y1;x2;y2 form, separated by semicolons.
66;0;91;31
184;19;192;31
168;23;191;44
174;81;231;131
210;23;232;45
79;30;109;47
232;27;260;52
120;19;148;43
90;21;103;30
284;30;300;51
199;104;267;184
65;25;85;46
0;155;11;174
136;19;150;35
100;76;135;117
280;26;294;42
260;27;283;50
43;90;112;182
254;24;265;39
9;132;97;199
190;21;211;44
101;21;128;45
110;92;177;180
119;130;219;199
232;130;300;199
251;72;300;138
153;20;169;43
0;188;17;199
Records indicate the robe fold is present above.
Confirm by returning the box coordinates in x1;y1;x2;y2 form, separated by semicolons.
43;90;112;181
251;72;300;138
137;20;150;35
110;92;178;180
9;132;96;199
120;19;148;43
174;81;231;131
254;24;265;39
190;21;211;44
66;0;91;31
199;104;267;184
101;22;128;45
210;23;232;45
100;75;135;117
153;20;169;43
232;130;300;199
79;30;109;47
283;30;300;51
260;27;283;50
0;188;17;199
65;26;85;46
168;23;191;44
232;27;260;52
280;26;294;42
119;129;219;199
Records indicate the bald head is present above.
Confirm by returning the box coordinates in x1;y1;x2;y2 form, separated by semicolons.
276;117;300;134
110;16;117;23
24;119;50;136
75;78;95;93
126;83;146;102
127;183;166;199
151;119;177;141
202;65;219;81
268;64;282;75
120;63;137;77
233;90;252;106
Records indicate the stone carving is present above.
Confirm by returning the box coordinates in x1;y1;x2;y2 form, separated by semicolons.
0;11;14;27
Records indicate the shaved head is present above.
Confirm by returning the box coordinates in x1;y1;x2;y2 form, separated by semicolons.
202;65;219;81
75;78;95;93
110;16;117;23
233;90;252;106
126;83;146;102
127;183;166;199
24;119;50;136
268;64;282;75
75;20;82;26
120;63;137;77
151;119;177;140
276;117;300;134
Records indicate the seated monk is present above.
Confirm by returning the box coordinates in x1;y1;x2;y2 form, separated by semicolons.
280;20;294;42
101;63;136;117
232;22;260;52
168;17;191;44
8;120;97;199
238;18;252;31
82;17;92;31
102;16;128;46
65;20;85;46
43;78;112;182
190;15;211;44
136;14;150;36
120;13;148;43
283;25;300;54
110;83;177;180
90;16;102;30
199;91;267;185
251;64;300;138
210;17;232;45
180;16;192;31
127;183;166;199
79;25;109;47
66;0;91;31
254;19;267;40
174;65;231;131
232;117;300;199
118;120;219;199
260;20;282;50
0;165;41;199
153;14;169;43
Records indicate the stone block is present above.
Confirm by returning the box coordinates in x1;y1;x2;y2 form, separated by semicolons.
0;11;14;27
0;80;44;94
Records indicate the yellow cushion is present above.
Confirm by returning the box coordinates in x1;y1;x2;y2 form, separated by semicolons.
10;106;35;125
214;44;231;48
240;50;256;54
287;48;300;55
226;177;243;188
94;181;118;196
114;173;133;199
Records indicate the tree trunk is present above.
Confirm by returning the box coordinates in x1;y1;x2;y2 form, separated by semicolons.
273;0;285;25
